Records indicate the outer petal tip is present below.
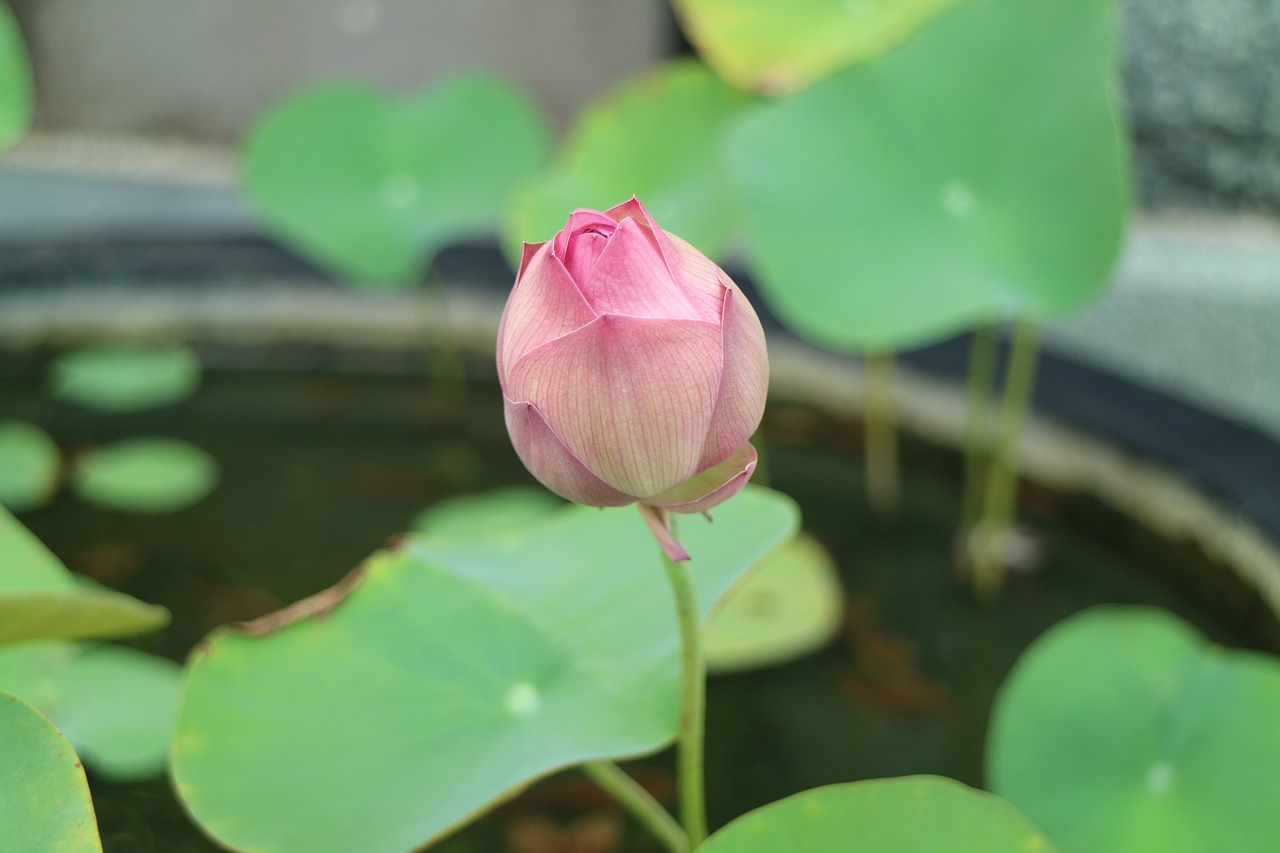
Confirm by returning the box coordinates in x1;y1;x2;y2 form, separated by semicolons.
646;443;758;515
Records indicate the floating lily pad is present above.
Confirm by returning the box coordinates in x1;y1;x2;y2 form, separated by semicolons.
988;606;1280;853
672;0;957;94
0;505;169;645
699;775;1057;852
50;344;202;412
507;60;753;262
0;4;33;150
245;73;550;287
0;691;102;853
728;0;1128;351
411;486;564;540
705;532;844;672
72;438;218;513
0;643;182;780
173;486;799;853
0;420;60;510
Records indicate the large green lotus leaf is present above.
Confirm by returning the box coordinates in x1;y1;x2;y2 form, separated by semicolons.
698;775;1057;852
245;74;550;288
728;0;1128;351
506;60;753;262
0;691;102;853
71;437;218;513
0;420;60;510
0;505;169;644
173;486;799;853
704;532;844;673
0;4;33;150
672;0;957;94
50;344;202;412
988;607;1280;853
411;485;564;541
0;643;182;780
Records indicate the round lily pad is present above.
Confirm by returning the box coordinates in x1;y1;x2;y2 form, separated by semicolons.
672;0;958;94
0;643;182;781
0;420;60;510
728;0;1128;351
173;486;799;853
704;532;844;672
0;506;169;645
0;4;33;150
245;73;550;287
72;438;218;513
699;775;1057;852
50;344;202;412
0;691;102;853
411;486;564;540
506;59;753;262
988;606;1280;853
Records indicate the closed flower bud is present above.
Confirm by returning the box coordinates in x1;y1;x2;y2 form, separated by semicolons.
497;198;768;555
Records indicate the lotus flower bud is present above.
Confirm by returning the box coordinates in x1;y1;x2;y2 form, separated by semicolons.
497;198;768;558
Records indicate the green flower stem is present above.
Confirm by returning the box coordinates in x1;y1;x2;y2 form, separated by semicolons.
582;761;689;853
418;264;469;415
864;351;900;512
960;325;999;534
662;548;709;848
972;321;1041;599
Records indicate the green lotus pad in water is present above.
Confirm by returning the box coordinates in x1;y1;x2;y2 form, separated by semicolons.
699;775;1058;852
989;606;1280;853
0;691;102;853
0;506;169;645
173;486;798;853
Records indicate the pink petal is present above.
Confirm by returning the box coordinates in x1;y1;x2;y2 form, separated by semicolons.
646;442;757;514
504;396;634;507
601;197;664;256
507;313;722;499
553;209;617;265
697;285;769;470
637;503;691;562
651;231;727;324
576;217;708;321
516;241;545;280
497;242;597;390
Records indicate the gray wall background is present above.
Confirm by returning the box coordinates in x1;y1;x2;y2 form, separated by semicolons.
9;0;675;137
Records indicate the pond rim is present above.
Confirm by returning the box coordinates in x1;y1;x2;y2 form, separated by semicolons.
1;234;1279;622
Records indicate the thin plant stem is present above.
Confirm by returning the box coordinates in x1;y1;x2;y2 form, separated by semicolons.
417;263;468;415
960;325;1000;534
661;546;709;847
971;321;1041;600
582;761;689;853
864;351;900;512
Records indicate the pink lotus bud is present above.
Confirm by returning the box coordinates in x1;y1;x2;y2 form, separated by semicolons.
497;198;768;556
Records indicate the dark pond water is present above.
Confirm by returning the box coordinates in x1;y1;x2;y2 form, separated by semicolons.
2;348;1276;853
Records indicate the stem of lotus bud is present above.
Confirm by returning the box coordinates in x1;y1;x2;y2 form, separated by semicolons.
638;503;691;562
656;521;709;849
